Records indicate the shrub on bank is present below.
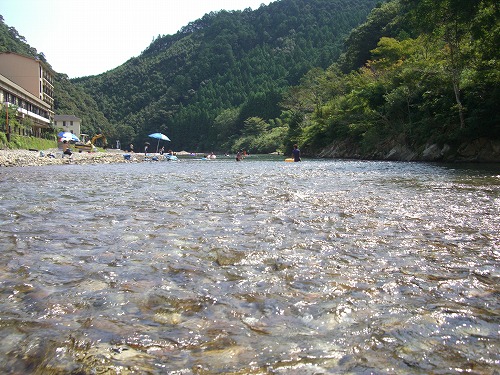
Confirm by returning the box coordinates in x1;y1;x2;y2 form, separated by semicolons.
0;134;57;151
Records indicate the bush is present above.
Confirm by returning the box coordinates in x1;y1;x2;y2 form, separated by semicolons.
0;133;57;150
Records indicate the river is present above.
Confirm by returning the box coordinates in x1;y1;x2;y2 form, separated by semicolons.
0;156;499;374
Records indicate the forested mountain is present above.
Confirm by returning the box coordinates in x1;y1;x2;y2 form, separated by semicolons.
53;73;113;138
71;0;379;152
2;0;498;160
288;0;499;160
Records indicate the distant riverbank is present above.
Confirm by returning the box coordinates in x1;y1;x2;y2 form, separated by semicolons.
317;137;500;163
0;149;142;167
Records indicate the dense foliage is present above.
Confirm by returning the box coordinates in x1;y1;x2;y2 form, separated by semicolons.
286;0;499;157
2;0;498;158
54;73;114;138
0;15;40;58
71;0;379;152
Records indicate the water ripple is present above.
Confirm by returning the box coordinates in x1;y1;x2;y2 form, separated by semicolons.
0;158;499;373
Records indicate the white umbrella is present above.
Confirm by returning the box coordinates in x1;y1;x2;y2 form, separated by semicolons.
148;133;171;153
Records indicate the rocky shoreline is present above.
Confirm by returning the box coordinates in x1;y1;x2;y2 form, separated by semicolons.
317;137;500;163
0;149;145;167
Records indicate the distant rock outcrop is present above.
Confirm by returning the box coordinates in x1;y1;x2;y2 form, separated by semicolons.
317;138;500;162
454;138;500;162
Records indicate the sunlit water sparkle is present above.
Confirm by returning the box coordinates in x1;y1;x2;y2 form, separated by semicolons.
0;157;499;374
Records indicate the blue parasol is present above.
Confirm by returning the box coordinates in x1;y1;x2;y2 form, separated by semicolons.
148;133;171;153
58;131;80;142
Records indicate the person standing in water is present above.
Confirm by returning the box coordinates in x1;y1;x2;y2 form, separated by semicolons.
292;144;301;162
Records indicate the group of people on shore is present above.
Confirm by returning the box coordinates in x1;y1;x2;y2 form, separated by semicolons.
124;142;302;162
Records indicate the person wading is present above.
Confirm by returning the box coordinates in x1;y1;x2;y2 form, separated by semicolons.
292;144;301;162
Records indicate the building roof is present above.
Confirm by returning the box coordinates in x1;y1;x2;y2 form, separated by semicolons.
0;51;55;74
54;114;81;121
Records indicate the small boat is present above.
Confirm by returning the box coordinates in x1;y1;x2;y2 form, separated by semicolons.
285;158;294;162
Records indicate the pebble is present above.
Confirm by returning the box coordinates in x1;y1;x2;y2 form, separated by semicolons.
0;149;144;167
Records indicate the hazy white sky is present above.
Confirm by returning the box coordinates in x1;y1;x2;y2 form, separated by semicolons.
2;0;275;78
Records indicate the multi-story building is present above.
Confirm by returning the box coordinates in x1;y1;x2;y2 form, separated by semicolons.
0;52;55;138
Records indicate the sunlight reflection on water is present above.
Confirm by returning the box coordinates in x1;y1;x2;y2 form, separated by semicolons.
0;157;499;373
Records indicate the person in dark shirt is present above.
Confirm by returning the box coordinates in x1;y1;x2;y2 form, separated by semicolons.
292;144;301;162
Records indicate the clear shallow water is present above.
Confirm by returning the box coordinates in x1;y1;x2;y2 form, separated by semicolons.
0;157;499;374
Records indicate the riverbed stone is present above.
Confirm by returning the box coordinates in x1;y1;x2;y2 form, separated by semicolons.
0;149;158;167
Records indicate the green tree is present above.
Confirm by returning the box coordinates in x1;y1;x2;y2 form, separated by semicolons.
400;0;492;129
242;116;269;136
339;1;403;73
213;108;240;148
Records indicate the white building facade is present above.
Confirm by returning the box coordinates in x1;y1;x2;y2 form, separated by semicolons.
54;115;82;138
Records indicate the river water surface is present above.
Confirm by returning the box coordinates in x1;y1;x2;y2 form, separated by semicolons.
0;156;499;374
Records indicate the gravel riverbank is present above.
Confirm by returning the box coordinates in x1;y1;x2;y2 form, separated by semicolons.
0;149;143;167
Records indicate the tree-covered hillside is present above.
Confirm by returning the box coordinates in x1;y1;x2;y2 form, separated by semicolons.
3;0;497;161
0;15;40;59
54;73;114;138
72;0;379;152
285;0;499;160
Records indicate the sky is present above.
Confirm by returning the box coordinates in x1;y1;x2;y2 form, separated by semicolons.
1;0;275;78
